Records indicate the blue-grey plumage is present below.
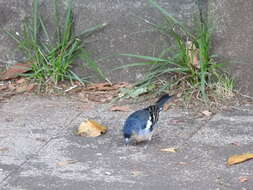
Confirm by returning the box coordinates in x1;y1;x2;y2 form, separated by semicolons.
122;94;173;145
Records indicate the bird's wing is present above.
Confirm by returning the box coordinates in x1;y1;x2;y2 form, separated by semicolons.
129;109;151;130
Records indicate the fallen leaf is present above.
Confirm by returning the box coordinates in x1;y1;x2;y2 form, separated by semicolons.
119;85;154;98
113;82;131;89
35;137;47;142
163;103;170;111
110;106;130;112
131;171;141;176
57;160;78;166
86;83;114;91
8;83;16;91
239;176;248;183
87;94;114;103
231;142;240;146
176;92;183;98
201;110;212;117
16;78;26;84
227;153;253;166
75;120;107;137
177;162;188;165
0;62;32;80
0;85;8;91
26;84;36;92
160;147;177;153
0;147;9;152
186;40;200;69
170;119;184;124
95;82;130;91
16;86;27;93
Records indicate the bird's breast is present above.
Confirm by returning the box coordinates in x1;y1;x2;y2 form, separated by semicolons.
132;131;153;143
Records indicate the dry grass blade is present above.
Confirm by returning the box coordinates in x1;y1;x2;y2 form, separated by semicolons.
0;147;9;152
160;147;177;153
110;106;130;112
57;160;78;166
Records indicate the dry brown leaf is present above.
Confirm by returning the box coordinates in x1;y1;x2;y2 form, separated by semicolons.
227;153;253;166
177;162;188;165
0;62;32;80
160;147;177;153
8;83;16;91
113;82;131;89
0;85;8;91
186;40;200;69
163;103;170;111
57;160;78;166
231;142;240;146
86;82;131;91
87;94;114;103
110;106;130;112
0;147;9;152
26;84;36;92
201;110;212;117
176;92;183;98
86;83;113;91
239;176;248;183
170;119;184;124
16;78;26;84
192;52;199;69
16;86;27;93
76;120;107;137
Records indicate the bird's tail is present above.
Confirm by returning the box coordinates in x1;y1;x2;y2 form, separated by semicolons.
155;94;173;109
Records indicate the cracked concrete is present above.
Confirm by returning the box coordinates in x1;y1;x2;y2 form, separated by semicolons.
0;95;253;190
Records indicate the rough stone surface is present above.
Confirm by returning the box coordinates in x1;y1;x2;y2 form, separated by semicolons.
210;0;253;95
0;0;196;82
0;95;253;189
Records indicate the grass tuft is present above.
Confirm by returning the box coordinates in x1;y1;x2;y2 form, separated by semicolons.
5;0;107;85
116;0;234;105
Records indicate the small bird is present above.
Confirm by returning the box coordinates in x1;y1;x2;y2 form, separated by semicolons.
122;94;173;145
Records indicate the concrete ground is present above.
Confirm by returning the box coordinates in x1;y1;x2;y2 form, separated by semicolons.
0;95;253;190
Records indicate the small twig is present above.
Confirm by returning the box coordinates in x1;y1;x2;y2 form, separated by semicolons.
64;85;78;92
54;86;63;90
234;90;253;100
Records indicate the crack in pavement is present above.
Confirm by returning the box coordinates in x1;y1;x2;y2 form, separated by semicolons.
0;111;83;187
177;117;213;150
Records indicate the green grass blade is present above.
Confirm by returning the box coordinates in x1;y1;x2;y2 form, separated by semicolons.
68;70;85;85
148;0;181;25
118;54;169;62
32;0;39;42
4;31;21;43
62;0;74;45
76;23;107;39
53;0;61;43
113;62;157;70
39;16;50;43
79;50;107;81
